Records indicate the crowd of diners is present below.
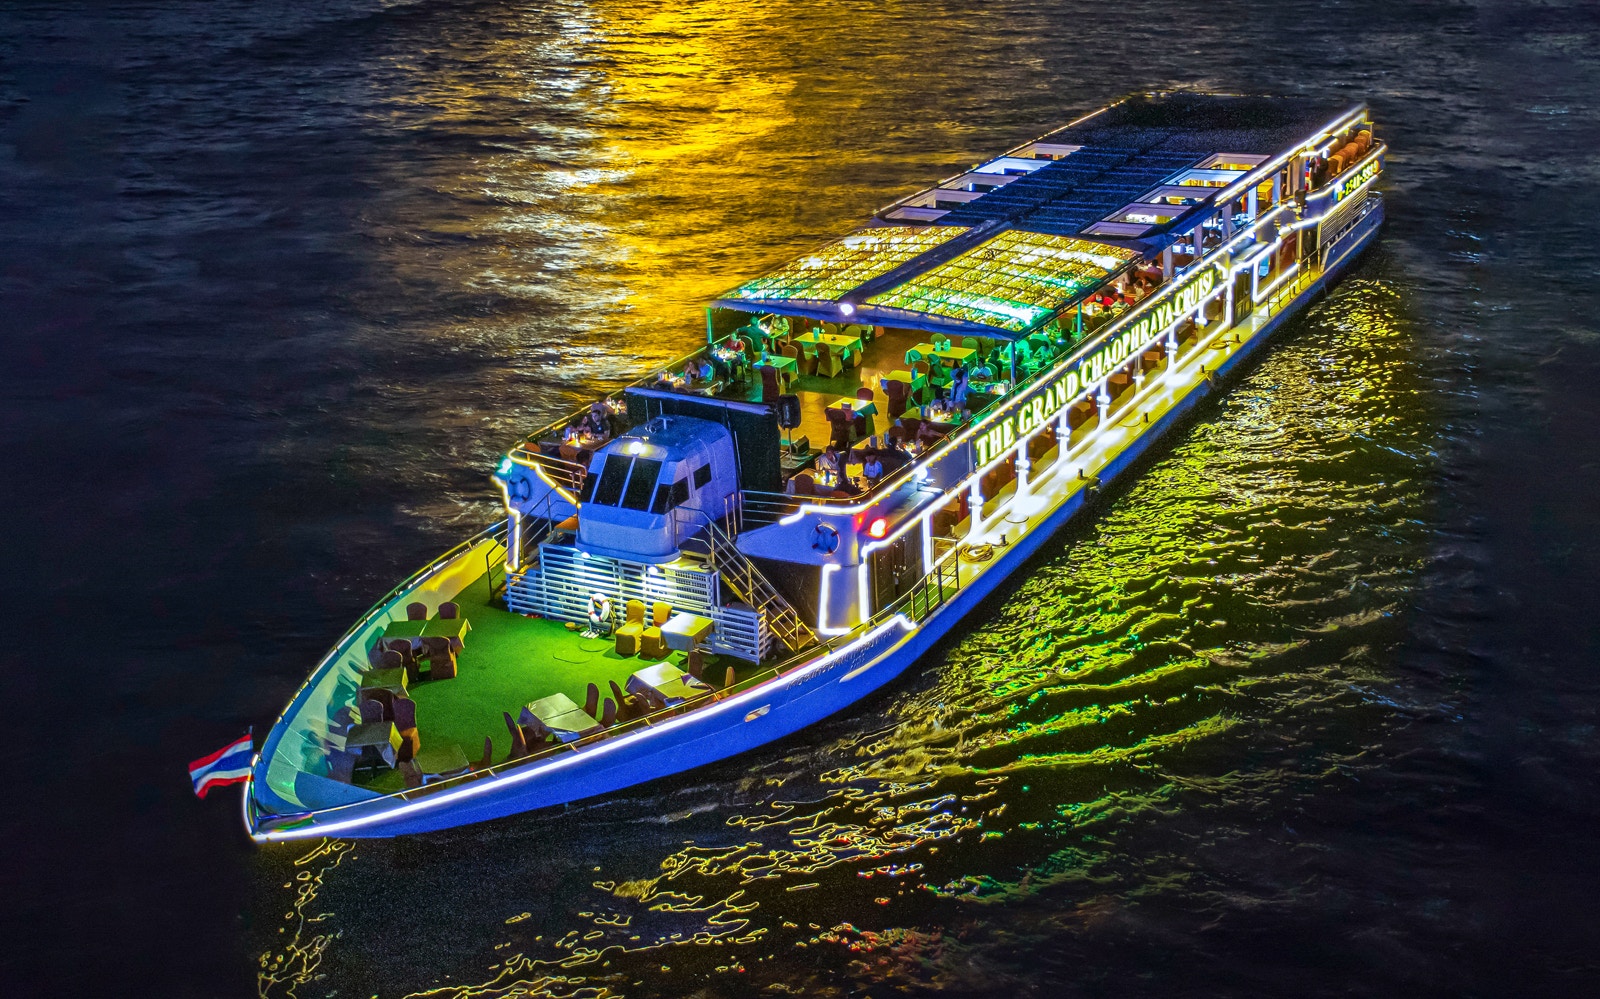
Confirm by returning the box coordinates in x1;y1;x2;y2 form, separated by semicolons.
524;270;1193;498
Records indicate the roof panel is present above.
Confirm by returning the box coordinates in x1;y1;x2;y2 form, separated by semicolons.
864;230;1135;334
721;225;969;306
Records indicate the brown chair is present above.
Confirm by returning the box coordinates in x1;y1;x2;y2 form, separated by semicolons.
359;698;385;724
615;599;647;656
723;665;737;689
600;698;618;726
610;679;644;720
424;641;458;679
758;365;781;404
960;336;980;352
826;410;854;451
584;682;601;718
640;602;671;659
791;471;816;496
399;759;423;789
475;736;494;770
502;711;529;760
375;648;404;671
686;647;706;679
882;379;910;419
406;602;427;621
439;601;459;620
392;697;417;731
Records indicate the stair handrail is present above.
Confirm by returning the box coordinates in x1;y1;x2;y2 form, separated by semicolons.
672;500;817;652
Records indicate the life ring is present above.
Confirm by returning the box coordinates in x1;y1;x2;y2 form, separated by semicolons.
510;477;532;502
811;522;840;555
585;592;613;637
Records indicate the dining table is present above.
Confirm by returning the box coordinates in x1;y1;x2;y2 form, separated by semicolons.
659;612;715;653
358;666;409;698
825;397;878;419
345;721;402;769
794;330;863;359
627;662;714;708
915;342;977;366
382;616;472;646
520;692;603;743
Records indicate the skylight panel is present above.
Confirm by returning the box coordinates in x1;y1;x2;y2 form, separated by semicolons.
864;230;1134;333
722;226;969;305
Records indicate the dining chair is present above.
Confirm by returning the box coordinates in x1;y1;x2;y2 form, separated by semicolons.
584;682;601;718
502;712;529;760
439;601;459;620
817;345;843;378
600;698;618;727
406;602;427;621
759;365;781;404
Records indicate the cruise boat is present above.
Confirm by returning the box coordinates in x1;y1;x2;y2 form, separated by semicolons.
247;93;1386;841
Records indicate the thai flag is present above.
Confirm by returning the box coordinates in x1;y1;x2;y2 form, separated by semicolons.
189;732;254;799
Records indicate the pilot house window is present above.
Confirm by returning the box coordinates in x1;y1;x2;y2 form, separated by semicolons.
586;454;631;506
620;458;663;511
693;463;711;489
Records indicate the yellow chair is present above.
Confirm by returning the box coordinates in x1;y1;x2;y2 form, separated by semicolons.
640;602;672;659
817;345;844;378
614;599;646;656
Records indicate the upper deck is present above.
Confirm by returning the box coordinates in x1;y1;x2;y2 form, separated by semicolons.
507;94;1377;524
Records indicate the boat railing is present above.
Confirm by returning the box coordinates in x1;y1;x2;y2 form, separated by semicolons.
508;445;588;494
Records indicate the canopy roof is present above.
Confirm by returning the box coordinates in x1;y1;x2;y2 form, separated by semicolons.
721;225;969;308
862;230;1134;333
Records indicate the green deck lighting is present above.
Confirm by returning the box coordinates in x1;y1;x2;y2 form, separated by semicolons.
865;231;1135;333
723;225;969;306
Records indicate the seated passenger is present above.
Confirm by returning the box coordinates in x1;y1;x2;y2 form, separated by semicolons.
817;445;842;477
863;452;884;485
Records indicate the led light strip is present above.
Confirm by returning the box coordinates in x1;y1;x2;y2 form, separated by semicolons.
252;616;915;841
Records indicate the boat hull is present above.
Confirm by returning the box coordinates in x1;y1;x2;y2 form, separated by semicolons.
250;202;1384;841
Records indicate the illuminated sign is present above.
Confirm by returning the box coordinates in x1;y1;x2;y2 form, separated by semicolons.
1334;155;1380;203
972;263;1222;466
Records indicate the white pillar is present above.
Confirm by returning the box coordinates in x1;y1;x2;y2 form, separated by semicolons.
966;480;984;542
1161;247;1174;280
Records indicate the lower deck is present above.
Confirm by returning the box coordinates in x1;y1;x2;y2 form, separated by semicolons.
354;571;761;794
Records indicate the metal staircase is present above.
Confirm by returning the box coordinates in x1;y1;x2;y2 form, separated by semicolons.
685;515;817;654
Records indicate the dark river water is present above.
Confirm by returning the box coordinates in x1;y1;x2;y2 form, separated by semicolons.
5;1;1600;995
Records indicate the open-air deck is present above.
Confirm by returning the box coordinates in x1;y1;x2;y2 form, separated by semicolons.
348;569;768;795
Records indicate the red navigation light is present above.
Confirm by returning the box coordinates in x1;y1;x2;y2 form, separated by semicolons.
868;518;888;539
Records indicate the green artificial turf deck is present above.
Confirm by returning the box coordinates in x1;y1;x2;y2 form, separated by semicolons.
354;570;754;792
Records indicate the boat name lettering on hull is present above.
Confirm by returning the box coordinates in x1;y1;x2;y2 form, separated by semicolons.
974;264;1219;466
